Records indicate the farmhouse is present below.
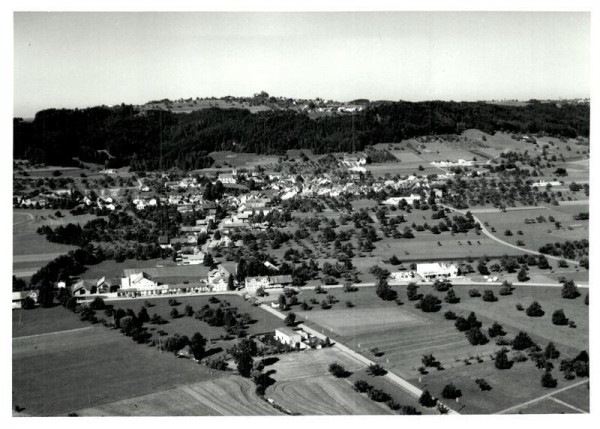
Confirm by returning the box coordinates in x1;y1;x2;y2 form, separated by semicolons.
207;264;231;291
12;291;36;309
382;194;421;206
245;276;270;292
416;262;458;280
121;271;158;290
269;275;293;287
274;327;303;347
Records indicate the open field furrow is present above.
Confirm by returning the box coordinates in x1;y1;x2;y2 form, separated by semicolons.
380;333;464;353
357;327;458;348
383;340;468;357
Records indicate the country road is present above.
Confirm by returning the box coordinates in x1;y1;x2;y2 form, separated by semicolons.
439;204;582;266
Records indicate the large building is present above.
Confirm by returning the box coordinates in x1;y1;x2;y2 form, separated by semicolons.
416;263;458;280
274;327;304;347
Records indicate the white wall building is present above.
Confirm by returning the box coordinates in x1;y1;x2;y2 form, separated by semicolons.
275;327;303;347
416;263;458;280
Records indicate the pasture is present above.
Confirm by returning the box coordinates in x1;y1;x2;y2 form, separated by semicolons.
13;324;225;416
209;151;279;169
76;376;282;416
13;306;90;338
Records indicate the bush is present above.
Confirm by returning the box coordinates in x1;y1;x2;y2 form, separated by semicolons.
465;328;489;346
482;290;497;302
441;384;462;399
552;309;569;325
498;282;513;296
168;298;180;306
516;303;524;311
21;296;36;310
526;301;544;317
170;307;180;319
419;390;438;407
89;297;106;310
455;317;470;332
284;312;296;326
444;289;460;304
468;289;481;297
367;388;391;402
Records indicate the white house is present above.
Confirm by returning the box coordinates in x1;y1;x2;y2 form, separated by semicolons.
180;253;205;265
121;271;158;289
207;264;231;291
245;276;271;292
416;263;458;280
275;327;303;347
12;291;36;309
382;194;421;206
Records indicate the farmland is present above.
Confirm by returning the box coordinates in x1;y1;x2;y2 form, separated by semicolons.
76;376;282;416
13;323;226;416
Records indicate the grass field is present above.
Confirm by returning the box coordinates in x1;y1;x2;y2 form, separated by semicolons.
75;376;282;416
264;348;393;415
13;324;225;416
287;283;588;414
209;151;279;169
13;306;90;338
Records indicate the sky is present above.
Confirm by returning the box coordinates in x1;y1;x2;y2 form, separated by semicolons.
13;11;591;117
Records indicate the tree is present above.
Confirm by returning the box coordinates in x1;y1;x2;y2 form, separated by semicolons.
184;304;194;317
419;390;438;407
561;280;580;299
284;312;296;326
468;288;481;297
488;322;506;337
419;294;442;312
190;332;207;361
406;283;421;301
21;296;35;310
170;307;180;319
455;316;470;332
475;379;491;391
353;380;372;393
552;309;569;325
444;289;460;304
482;290;497;302
375;277;397;301
544;342;560;360
366;364;387;376
229;338;258;378
465;327;489;346
203;252;214;267
541;371;558;388
441;384;462;399
227;274;235;291
89;297;106;310
328;362;350;378
512;331;536;350
517;266;529;282
494;348;513;369
526;301;544;317
498;281;513;296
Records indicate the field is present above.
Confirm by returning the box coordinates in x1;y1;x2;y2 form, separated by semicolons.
209;151;279;169
13;209;95;278
108;294;283;339
264;347;393;415
13;305;90;338
13;322;225;416
76;376;282;416
476;205;589;251
286;283;588;414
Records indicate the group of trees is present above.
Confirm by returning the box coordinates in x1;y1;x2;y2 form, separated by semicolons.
14;101;589;170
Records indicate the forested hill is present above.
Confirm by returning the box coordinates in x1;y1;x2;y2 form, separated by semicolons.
13;101;589;171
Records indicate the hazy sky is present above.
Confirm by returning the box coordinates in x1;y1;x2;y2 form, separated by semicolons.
14;12;590;117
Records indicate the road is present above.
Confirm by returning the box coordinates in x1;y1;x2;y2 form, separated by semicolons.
259;303;460;415
439;203;582;266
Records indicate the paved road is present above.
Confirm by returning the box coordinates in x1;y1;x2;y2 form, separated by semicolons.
439;203;582;266
259;304;460;415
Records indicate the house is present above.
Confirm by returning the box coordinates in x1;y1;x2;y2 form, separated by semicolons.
218;171;237;184
416;263;458;280
158;235;171;249
12;291;36;309
245;276;270;292
382;194;421;206
275;327;303;347
180;253;205;265
207;264;231;291
121;271;158;289
71;280;96;296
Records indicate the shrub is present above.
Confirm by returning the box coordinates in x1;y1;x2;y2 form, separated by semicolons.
526;301;544;317
170;308;180;319
552;309;568;325
498;282;513;296
516;303;524;311
455;317;470;331
465;328;489;346
284;312;296;326
444;289;460;304
513;352;528;362
89;297;106;310
441;384;462;399
367;388;391;402
407;283;421;301
168;298;180;306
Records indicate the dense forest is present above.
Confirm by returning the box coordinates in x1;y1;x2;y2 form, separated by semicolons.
14;101;589;171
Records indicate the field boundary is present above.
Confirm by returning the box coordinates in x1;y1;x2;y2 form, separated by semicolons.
13;326;92;340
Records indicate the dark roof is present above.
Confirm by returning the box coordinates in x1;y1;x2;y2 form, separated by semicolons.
158;235;170;244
